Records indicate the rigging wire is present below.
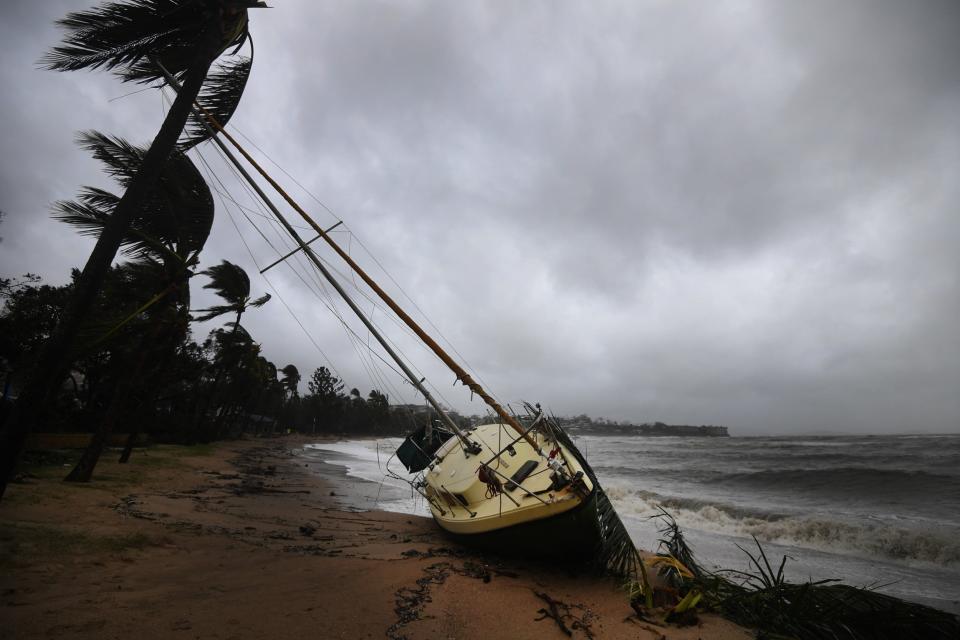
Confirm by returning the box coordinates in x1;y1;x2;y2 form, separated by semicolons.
192;145;344;381
203;148;473;404
229;122;506;410
182;104;480;419
202;148;399;394
108;84;157;102
191;141;412;406
157;88;465;433
201;133;466;409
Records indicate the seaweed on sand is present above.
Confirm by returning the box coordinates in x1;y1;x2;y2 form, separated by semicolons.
652;508;960;639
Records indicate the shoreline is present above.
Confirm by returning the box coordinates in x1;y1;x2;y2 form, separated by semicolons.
302;435;960;615
2;436;751;639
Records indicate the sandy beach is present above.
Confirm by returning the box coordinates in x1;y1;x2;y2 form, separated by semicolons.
1;437;751;639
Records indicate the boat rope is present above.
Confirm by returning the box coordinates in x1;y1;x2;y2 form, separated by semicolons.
184;109;423;404
178;99;524;444
189;102;543;455
195;147;347;376
195;126;472;396
201;153;430;409
162;69;480;451
192;136;407;399
230;125;501;404
194;142;415;402
477;464;503;498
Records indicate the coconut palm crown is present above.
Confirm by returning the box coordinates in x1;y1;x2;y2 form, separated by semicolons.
41;0;264;149
54;131;215;267
195;260;271;329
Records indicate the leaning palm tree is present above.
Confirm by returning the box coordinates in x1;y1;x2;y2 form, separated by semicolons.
50;131;215;479
280;364;300;400
194;260;271;330
193;260;270;434
0;0;266;499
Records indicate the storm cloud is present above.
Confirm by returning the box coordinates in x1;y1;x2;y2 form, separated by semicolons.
1;0;957;434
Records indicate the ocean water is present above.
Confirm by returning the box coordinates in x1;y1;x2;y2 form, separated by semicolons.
302;433;960;613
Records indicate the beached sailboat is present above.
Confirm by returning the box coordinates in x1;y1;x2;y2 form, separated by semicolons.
397;412;600;555
157;65;645;583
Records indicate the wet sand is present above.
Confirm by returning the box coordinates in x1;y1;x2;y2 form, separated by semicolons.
1;437;751;639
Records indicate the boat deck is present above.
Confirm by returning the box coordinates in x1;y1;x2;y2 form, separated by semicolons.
423;423;594;535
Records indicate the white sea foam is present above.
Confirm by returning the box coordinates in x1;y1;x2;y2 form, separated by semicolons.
604;485;960;566
302;439;423;514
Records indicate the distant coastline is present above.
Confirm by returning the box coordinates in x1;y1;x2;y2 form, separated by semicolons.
563;419;729;437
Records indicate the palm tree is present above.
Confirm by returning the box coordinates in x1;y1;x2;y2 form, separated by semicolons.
0;0;265;499
194;260;271;330
51;131;215;481
280;364;300;400
193;260;270;434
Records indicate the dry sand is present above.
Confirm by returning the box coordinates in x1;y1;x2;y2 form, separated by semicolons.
1;437;752;639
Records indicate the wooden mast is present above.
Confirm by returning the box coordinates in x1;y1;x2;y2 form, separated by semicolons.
191;110;543;453
156;63;481;452
164;67;544;454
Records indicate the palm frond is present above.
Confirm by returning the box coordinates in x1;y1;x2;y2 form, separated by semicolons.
180;56;253;149
653;507;706;580
71;131;214;259
248;293;271;308
533;408;652;603
42;1;206;77
652;513;960;639
54;187;175;262
192;304;237;323
41;1;262;84
76;131;143;186
51;195;112;239
201;260;251;307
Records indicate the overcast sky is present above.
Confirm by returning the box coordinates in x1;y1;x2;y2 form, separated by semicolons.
1;0;958;435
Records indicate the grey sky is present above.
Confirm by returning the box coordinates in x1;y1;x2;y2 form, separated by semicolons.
1;0;957;434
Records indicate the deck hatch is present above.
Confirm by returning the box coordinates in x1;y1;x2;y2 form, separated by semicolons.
506;459;539;491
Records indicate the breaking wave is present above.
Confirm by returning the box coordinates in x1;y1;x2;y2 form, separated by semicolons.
716;467;958;496
603;486;960;566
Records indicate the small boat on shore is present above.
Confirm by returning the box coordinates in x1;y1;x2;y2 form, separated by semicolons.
398;417;598;556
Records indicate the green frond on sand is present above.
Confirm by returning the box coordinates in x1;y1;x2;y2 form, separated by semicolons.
653;512;960;639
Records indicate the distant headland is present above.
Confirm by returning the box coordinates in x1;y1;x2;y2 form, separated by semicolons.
558;415;729;437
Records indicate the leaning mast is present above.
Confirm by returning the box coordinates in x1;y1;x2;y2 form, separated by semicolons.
163;64;549;459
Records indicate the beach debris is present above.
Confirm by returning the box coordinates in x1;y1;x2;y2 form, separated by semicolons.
282;544;341;556
387;562;453;640
298;524;316;537
532;590;596;639
267;531;292;540
459;560;492;583
651;509;960;639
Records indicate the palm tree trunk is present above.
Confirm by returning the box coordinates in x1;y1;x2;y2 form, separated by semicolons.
119;283;184;464
0;23;224;500
66;281;179;481
117;429;138;464
64;332;152;482
211;309;245;437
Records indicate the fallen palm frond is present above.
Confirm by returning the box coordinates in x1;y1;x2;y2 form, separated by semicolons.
529;406;652;606
646;554;695;580
652;507;705;581
652;512;960;639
